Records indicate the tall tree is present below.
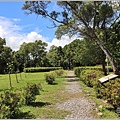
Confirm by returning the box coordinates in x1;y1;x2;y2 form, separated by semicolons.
22;1;120;74
0;37;6;73
1;46;13;74
63;39;105;70
30;40;48;67
18;40;48;68
105;20;120;68
46;45;64;67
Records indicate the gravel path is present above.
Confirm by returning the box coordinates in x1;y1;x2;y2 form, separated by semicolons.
55;71;96;119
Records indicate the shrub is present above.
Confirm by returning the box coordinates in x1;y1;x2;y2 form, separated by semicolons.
80;69;104;87
74;66;120;109
0;89;25;119
24;67;63;73
24;83;41;105
96;78;120;108
45;72;56;84
54;69;64;76
74;66;104;77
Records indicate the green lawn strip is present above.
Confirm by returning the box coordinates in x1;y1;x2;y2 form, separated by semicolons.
79;79;119;119
0;72;47;90
21;105;70;119
0;71;72;118
19;72;72;118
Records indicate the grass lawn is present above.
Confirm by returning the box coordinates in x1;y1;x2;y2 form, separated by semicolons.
1;70;119;119
0;71;71;119
0;72;46;90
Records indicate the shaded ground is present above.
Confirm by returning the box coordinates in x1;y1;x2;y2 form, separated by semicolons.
55;71;97;119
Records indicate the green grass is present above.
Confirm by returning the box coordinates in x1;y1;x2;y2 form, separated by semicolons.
0;71;71;119
1;70;119;119
0;72;46;90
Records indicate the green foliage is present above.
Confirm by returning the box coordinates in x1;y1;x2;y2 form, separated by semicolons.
24;83;41;105
80;69;103;87
22;1;120;74
18;40;48;68
96;78;120;108
46;45;64;67
0;89;25;119
54;69;64;76
75;66;120;108
74;66;103;77
45;72;56;84
0;71;68;118
24;67;63;73
74;67;83;77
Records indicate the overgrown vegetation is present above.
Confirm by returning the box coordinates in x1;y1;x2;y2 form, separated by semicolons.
74;66;120;113
0;89;25;119
24;83;42;105
96;78;120;109
79;79;119;119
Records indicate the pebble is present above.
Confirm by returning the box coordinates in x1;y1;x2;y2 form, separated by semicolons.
55;71;96;119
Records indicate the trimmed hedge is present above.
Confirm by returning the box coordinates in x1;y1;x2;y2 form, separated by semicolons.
74;66;112;77
24;67;63;73
74;66;102;77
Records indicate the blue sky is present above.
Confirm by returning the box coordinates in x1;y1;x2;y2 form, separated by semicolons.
0;2;81;51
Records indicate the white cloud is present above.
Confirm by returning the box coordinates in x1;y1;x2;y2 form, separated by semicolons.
0;16;82;52
45;35;82;52
0;16;48;51
12;18;21;22
50;34;82;48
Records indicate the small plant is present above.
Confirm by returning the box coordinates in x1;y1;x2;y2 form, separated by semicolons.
45;72;55;84
24;83;41;105
54;69;64;76
0;89;25;119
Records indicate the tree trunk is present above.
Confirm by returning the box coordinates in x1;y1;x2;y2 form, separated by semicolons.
102;58;107;75
15;72;19;83
20;72;22;80
101;51;107;75
95;37;119;75
9;72;12;88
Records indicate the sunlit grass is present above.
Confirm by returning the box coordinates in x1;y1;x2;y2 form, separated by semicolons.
0;71;71;118
0;72;47;90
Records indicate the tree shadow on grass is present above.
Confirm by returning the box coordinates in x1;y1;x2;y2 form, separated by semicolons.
29;101;51;107
16;111;36;119
67;78;79;82
106;106;118;114
65;76;76;78
47;82;58;85
51;82;58;85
